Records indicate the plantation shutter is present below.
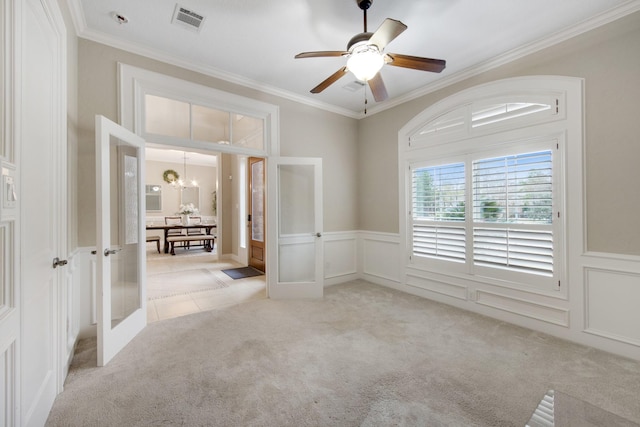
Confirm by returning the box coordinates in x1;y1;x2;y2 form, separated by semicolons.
472;151;554;275
411;163;466;262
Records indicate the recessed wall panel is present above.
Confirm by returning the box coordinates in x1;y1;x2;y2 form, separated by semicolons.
363;238;400;282
325;237;356;278
585;268;640;346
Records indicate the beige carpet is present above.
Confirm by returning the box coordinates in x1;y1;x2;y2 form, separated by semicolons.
46;281;640;426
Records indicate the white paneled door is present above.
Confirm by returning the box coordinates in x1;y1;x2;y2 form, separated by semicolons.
18;0;67;426
267;158;323;299
96;116;147;366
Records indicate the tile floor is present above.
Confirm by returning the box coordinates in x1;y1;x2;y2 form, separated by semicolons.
145;247;266;323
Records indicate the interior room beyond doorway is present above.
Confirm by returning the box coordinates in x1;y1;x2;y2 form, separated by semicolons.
144;146;266;322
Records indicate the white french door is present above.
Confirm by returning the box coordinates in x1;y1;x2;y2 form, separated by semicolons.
267;157;323;298
96;115;147;366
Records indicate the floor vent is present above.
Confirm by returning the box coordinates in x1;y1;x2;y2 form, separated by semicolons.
172;4;205;33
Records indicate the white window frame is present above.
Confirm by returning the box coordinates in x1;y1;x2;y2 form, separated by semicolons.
399;76;584;298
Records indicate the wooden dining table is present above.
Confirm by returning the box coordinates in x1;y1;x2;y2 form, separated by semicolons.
146;223;217;254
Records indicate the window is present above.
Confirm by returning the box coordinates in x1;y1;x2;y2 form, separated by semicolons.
143;94;265;151
472;151;553;275
145;184;162;211
400;77;579;294
411;147;556;280
412;162;466;262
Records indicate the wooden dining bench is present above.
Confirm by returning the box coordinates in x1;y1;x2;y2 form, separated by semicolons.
146;235;161;253
166;234;215;255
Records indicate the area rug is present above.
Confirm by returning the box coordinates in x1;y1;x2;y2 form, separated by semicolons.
146;268;228;300
221;266;264;280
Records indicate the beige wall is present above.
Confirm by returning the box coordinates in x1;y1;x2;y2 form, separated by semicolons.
358;11;640;256
77;39;358;246
58;0;79;251
145;160;217;218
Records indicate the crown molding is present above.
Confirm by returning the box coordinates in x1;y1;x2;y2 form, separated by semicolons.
66;0;87;35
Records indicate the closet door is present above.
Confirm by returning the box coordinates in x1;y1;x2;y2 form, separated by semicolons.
19;0;67;425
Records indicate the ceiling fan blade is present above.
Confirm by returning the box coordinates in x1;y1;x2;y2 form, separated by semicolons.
367;73;388;102
368;18;407;50
310;67;348;93
295;51;348;59
386;53;446;73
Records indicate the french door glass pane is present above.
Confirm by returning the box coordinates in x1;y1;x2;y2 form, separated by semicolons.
251;160;264;242
279;164;314;235
109;137;141;329
278;164;315;283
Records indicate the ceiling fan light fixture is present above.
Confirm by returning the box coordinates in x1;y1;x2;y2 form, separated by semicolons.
347;45;384;81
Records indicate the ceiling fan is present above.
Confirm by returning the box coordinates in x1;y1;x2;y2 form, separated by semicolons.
295;0;446;102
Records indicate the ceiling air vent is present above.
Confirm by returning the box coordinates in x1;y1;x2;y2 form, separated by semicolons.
343;81;366;92
172;4;205;33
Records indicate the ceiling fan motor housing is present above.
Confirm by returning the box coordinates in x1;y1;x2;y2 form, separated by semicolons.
357;0;373;10
347;32;374;51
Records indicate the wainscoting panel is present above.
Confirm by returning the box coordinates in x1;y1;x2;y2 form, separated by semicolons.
324;232;357;281
0;225;8;316
476;290;570;327
90;255;97;327
361;233;401;283
62;250;79;381
0;343;16;426
584;267;640;347
406;273;467;300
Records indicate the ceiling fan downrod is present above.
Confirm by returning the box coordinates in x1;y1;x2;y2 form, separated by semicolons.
357;0;372;32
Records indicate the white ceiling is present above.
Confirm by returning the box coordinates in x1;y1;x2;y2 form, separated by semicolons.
69;0;640;117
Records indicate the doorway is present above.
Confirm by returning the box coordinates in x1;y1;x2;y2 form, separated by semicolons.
144;147;266;322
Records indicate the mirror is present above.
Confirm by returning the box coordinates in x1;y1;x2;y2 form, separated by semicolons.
181;186;200;210
145;184;162;211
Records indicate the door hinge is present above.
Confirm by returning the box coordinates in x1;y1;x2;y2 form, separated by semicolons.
555;99;559;114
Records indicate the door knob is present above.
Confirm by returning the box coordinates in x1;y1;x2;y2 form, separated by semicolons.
52;257;68;269
316;232;322;238
104;248;121;256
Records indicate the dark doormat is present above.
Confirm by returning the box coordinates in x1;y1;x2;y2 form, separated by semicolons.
222;266;264;280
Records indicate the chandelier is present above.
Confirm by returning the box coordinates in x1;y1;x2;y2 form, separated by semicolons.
170;151;198;189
